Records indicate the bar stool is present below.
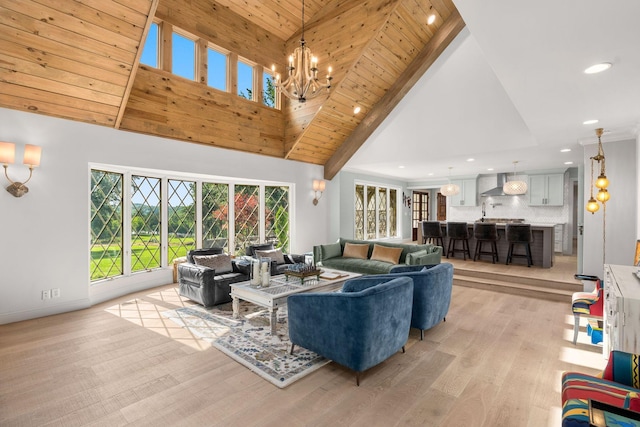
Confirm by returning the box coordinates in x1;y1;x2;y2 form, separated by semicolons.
505;223;533;267
421;221;444;247
473;222;499;263
446;222;471;260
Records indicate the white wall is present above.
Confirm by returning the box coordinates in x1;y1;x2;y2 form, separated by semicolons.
582;138;637;278
0;108;330;324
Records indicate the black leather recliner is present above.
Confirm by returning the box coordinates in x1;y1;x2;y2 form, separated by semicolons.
245;243;305;274
178;248;250;307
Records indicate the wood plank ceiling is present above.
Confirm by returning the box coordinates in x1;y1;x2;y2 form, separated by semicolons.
0;0;464;180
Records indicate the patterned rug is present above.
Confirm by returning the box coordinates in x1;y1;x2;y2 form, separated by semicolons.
162;302;330;388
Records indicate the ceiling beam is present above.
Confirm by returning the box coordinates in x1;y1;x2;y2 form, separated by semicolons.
115;0;160;129
323;8;466;180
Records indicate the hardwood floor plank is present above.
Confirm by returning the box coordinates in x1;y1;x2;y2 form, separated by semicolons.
0;264;606;427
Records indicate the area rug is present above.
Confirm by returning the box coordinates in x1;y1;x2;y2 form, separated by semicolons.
162;302;329;388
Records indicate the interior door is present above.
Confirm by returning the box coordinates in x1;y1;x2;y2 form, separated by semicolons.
437;193;447;221
412;192;429;241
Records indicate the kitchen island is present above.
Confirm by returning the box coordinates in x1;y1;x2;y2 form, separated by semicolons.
418;221;556;268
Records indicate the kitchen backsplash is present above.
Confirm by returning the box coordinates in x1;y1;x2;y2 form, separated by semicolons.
447;174;571;225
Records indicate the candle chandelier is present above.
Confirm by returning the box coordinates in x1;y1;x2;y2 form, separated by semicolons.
271;0;332;103
586;128;610;214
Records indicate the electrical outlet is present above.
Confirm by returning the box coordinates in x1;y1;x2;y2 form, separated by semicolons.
51;288;60;298
41;290;51;300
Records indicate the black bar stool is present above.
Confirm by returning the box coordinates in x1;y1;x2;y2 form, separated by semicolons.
446;222;471;260
473;222;499;263
505;223;533;267
421;221;444;247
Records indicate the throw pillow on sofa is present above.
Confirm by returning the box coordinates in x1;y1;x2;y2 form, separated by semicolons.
343;242;369;259
192;253;233;273
406;250;428;264
322;242;342;260
370;244;403;264
255;248;286;265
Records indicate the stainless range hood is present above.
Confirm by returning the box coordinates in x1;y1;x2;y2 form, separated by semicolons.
481;173;510;197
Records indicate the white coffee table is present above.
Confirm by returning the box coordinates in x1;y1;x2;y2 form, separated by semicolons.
230;268;361;335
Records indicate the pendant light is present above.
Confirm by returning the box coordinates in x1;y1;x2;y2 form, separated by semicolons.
440;167;460;196
503;161;528;195
586;128;610;213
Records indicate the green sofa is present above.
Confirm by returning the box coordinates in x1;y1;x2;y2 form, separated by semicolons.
313;238;442;275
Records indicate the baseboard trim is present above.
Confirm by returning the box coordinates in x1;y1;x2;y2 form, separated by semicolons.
0;298;91;325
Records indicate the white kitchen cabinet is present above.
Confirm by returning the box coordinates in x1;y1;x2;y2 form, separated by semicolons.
554;224;563;253
449;179;477;207
603;264;640;357
528;174;564;206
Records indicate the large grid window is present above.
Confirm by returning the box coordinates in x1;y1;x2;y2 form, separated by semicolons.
202;182;229;250
91;170;123;281
354;183;401;240
90;167;293;282
265;186;290;251
131;176;161;272
168;179;196;262
234;184;260;255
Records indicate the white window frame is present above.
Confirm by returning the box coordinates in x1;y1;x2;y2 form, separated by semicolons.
354;180;401;240
89;163;295;284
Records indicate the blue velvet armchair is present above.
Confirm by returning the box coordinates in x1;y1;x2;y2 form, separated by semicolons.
287;276;414;386
385;263;454;340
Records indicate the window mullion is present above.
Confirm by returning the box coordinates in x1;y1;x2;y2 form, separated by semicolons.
228;183;235;255
259;184;266;243
196;181;203;248
123;171;132;276
161;177;168;267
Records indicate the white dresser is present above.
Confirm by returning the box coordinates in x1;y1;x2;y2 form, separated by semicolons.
603;264;640;356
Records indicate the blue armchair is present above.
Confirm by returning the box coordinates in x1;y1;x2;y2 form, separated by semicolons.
385;263;454;340
287;276;414;386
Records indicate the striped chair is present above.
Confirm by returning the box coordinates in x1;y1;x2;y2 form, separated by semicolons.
571;276;603;345
562;351;640;426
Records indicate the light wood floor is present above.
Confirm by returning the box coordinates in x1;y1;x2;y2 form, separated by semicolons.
1;266;603;427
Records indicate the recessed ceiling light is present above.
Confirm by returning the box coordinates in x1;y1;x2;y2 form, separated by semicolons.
487;168;494;171
427;14;436;25
466;158;475;162
584;63;612;74
560;148;571;153
398;165;405;169
583;119;599;125
427;173;434;176
353;106;361;114
564;161;574;165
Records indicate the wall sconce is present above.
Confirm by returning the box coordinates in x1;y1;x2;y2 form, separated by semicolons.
403;192;411;208
0;142;42;197
312;179;325;205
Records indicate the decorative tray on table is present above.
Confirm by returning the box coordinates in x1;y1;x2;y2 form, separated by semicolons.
283;264;321;283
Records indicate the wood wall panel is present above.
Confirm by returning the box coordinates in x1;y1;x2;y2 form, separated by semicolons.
0;0;462;174
0;0;154;127
285;0;460;168
120;66;285;157
156;0;285;69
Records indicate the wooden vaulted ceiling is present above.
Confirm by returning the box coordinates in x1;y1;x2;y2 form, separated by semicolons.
0;0;464;179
